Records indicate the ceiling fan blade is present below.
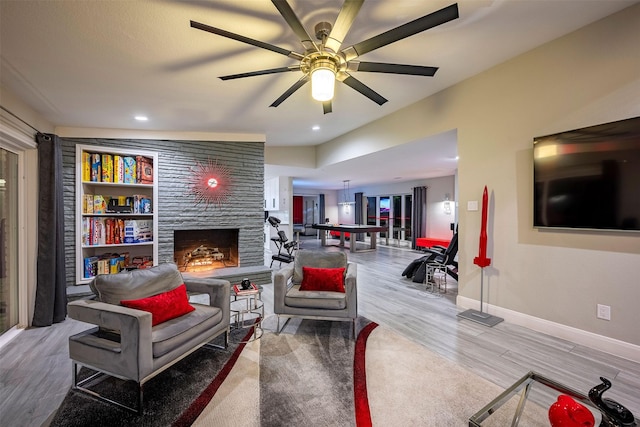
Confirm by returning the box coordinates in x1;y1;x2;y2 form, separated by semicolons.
190;20;304;60
271;0;318;52
352;61;438;76
325;0;364;53
220;66;300;81
323;101;332;114
341;3;459;61
270;75;310;107
341;75;388;105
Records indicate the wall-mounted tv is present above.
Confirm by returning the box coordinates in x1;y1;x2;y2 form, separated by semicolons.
533;116;640;232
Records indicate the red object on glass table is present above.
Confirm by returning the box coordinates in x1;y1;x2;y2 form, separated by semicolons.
416;237;450;249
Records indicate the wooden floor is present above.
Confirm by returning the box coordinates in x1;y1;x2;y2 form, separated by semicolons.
1;236;638;426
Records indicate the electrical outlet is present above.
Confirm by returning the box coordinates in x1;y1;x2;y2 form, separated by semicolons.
597;304;611;321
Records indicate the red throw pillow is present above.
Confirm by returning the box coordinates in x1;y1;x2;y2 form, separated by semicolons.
299;267;346;293
120;284;195;326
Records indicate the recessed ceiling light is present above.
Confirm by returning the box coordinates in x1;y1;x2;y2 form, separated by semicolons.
312;125;320;131
134;115;148;121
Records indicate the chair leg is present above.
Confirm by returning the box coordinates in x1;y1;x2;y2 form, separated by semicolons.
204;330;229;350
276;316;290;334
72;362;143;414
443;271;447;293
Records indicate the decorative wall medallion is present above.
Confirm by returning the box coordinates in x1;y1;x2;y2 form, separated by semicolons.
188;158;232;209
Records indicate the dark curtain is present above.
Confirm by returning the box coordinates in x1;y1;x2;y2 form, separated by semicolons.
354;192;364;225
319;194;326;223
411;186;428;249
32;133;67;326
354;192;364;241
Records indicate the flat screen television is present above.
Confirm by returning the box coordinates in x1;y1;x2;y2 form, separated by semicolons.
533;116;640;232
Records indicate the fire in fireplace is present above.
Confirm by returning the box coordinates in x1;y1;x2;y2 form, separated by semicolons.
174;229;239;272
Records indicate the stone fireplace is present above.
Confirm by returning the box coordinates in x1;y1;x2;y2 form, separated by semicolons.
174;229;239;273
63;137;272;291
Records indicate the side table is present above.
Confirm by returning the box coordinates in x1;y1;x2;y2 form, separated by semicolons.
230;284;264;342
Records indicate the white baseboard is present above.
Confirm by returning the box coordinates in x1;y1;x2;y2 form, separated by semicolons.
456;295;640;364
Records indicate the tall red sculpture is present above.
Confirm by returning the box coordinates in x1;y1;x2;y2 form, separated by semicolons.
457;185;503;326
473;186;491;268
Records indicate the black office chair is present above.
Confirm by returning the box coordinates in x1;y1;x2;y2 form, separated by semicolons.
268;217;297;268
402;230;458;285
423;232;458;292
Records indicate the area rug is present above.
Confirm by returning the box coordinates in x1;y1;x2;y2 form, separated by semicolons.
48;326;255;427
49;317;549;426
185;316;368;427
191;316;548;427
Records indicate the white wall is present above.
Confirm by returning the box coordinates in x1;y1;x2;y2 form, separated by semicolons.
316;5;640;349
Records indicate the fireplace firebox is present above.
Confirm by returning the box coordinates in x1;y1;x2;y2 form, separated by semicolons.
174;229;239;272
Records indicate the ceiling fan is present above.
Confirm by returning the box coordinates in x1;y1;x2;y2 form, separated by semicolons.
190;0;459;114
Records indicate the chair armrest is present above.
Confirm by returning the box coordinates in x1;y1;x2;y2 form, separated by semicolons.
68;299;152;333
184;279;231;329
274;264;295;314
345;263;357;290
422;248;444;257
67;299;153;379
274;265;294;288
344;263;358;317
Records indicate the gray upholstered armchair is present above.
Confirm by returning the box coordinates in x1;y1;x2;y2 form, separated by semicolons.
67;263;230;413
274;250;357;335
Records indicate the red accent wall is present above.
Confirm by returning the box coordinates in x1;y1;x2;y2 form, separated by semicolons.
293;196;303;224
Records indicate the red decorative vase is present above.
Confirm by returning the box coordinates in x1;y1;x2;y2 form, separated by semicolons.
549;395;595;427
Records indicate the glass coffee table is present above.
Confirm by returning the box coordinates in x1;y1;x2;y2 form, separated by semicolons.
468;371;603;426
230;284;264;342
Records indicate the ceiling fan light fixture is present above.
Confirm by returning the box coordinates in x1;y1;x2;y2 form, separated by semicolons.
311;59;337;102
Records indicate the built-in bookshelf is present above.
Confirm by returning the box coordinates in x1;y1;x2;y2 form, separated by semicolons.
75;144;159;284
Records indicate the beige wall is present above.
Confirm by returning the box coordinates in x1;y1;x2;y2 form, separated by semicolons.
318;5;640;346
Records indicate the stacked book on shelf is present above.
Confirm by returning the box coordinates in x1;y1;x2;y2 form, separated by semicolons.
82;218;152;246
83;252;153;279
83;194;152;214
82;152;153;184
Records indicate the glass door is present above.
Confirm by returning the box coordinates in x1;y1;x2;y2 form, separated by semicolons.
391;195;412;245
366;196;377;227
379;196;390;238
404;194;412;241
392;195;402;240
0;148;19;335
